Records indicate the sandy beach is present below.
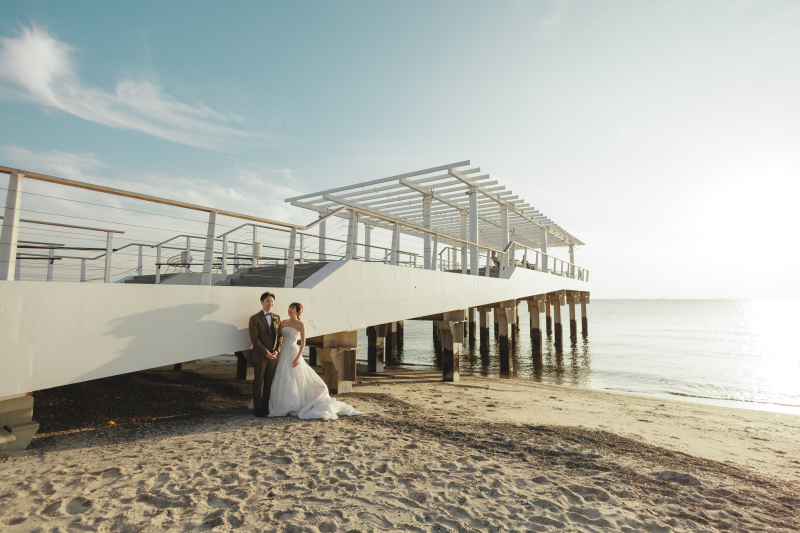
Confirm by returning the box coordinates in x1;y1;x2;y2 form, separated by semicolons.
1;361;799;532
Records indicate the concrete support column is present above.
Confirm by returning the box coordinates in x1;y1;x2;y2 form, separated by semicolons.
345;210;356;260
318;215;327;261
252;227;258;267
385;322;398;363
390;223;399;266
440;321;460;382
569;244;575;278
568;292;577;340
364;224;371;262
545;296;552;336
528;299;543;356
468;307;476;342
233;242;239;271
104;232;114;283
433;322;442;367
493;307;500;336
460;211;468;274
478;307;490;352
540;227;548;273
201;211;216;286
308;347;317;367
581;293;589;335
497;302;515;374
396;320;404;350
284;227;297;288
367;325;386;373
500;206;509;272
14;258;21;280
137;245;144;276
423;194;432;269
469;187;479;275
431;234;438;270
0;172;22;281
221;235;228;281
553;292;564;352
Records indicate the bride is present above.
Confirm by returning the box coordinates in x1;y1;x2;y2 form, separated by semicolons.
268;302;362;420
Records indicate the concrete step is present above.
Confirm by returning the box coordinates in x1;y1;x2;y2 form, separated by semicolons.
124;273;178;284
0;428;15;445
0;421;39;450
222;262;330;288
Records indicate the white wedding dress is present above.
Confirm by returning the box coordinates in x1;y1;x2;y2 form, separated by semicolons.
268;326;362;420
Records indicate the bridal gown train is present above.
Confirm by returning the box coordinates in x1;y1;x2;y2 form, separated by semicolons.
268;326;362;420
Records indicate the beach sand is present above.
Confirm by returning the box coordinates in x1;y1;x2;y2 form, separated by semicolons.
1;361;798;532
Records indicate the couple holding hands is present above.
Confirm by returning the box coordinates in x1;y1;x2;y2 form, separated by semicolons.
248;292;361;420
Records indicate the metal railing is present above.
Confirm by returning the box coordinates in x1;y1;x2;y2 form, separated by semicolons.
1;165;589;287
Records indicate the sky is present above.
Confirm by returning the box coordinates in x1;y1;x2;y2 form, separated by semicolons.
0;0;798;298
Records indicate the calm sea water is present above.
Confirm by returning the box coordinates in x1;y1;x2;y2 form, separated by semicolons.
355;300;800;415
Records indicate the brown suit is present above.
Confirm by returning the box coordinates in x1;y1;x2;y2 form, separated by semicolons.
249;311;283;415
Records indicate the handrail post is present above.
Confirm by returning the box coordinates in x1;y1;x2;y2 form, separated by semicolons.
469;187;479;275
364;224;371;262
200;211;216;286
423;194;432;269
460;211;467;274
540;227;548;273
252;226;258;267
0;171;23;281
384;249;388;264
47;248;55;281
523;247;528;268
569;244;575;278
284;227;297;288
483;248;491;277
15;258;21;280
221;235;228;281
233;242;239;271
390;222;399;265
318;213;326;261
431;234;438;270
500;206;509;273
299;233;304;264
80;259;86;282
137;245;143;276
184;236;191;273
345;210;355;260
155;245;162;284
104;231;114;283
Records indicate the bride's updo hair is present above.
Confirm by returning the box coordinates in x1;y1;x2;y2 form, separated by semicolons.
290;302;303;318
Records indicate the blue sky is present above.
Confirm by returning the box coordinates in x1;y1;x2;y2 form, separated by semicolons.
1;1;798;297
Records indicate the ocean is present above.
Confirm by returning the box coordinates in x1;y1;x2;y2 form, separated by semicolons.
356;299;800;415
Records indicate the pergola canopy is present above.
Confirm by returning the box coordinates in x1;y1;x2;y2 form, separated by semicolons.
285;160;584;250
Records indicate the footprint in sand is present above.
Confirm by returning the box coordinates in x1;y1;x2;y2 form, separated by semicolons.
66;497;92;514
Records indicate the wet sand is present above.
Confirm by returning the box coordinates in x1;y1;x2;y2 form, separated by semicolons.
1;361;798;532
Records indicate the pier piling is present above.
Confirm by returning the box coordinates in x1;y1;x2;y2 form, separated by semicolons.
580;293;589;335
568;292;577;341
478;307;490;352
497;300;515;374
367;325;386;373
545;299;552;336
468;307;476;342
527;299;543;356
553;293;564;352
385;322;399;364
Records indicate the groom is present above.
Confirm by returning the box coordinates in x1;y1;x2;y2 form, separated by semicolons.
248;291;283;417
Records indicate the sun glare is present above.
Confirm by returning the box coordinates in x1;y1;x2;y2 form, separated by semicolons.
699;174;799;267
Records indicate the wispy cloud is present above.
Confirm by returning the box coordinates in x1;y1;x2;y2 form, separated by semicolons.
0;145;306;225
0;25;256;150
